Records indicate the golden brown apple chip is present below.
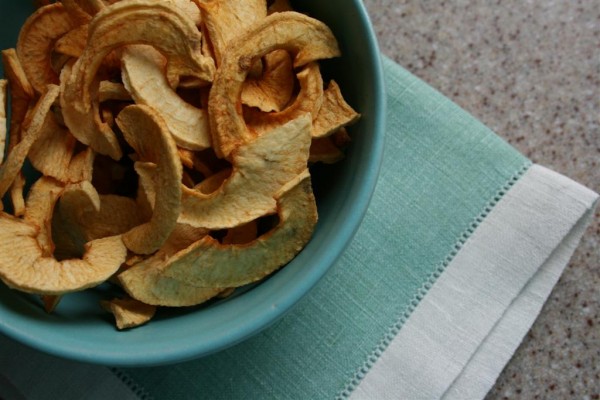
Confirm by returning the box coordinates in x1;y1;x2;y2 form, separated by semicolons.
208;11;340;158
197;0;267;66
0;80;6;164
54;23;88;58
116;104;182;254
16;3;81;94
312;80;360;138
244;62;323;135
0;85;59;201
0;212;126;295
241;49;294;113
101;296;156;330
28;113;77;182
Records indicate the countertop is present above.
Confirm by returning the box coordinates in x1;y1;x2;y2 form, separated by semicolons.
363;0;599;398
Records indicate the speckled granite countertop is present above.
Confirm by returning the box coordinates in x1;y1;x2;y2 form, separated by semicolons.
363;0;599;398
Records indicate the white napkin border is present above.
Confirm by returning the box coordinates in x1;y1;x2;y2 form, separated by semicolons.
348;164;598;400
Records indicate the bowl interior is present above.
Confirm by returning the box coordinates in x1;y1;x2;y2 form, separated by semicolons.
0;0;385;366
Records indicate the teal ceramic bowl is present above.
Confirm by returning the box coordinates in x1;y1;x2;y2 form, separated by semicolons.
0;0;385;366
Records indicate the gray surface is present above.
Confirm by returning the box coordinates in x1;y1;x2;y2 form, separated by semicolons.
363;0;599;398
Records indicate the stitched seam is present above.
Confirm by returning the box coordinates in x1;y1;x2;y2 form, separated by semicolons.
336;161;532;399
110;368;154;400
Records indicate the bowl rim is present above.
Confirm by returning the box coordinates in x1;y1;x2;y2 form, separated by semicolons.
0;0;386;366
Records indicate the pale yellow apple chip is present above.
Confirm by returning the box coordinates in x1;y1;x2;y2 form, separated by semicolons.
58;181;146;243
241;49;294;113
179;114;311;229
197;0;267;66
209;11;340;158
163;170;317;288
117;223;221;307
101;297;156;330
122;45;211;150
16;3;81;94
245;62;323;135
312;80;361;138
0;211;127;295
116;104;182;254
0;80;6;164
60;0;215;160
0;85;59;200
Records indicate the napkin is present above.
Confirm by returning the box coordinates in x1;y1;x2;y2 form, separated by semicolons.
0;56;596;400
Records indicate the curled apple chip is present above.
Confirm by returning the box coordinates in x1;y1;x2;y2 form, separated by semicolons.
241;49;294;113
0;80;6;164
16;3;81;94
23;177;64;256
245;62;323;136
101;297;156;330
163;170;317;288
117;223;221;307
54;24;88;58
61;0;215;159
313;80;361;138
197;0;267;66
28;113;77;182
179;114;311;229
122;45;211;150
0;85;59;200
116;104;182;254
0;211;127;296
209;11;340;158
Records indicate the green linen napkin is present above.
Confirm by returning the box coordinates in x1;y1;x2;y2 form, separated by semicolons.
111;56;541;399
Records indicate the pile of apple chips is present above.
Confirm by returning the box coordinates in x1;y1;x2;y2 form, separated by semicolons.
0;0;359;329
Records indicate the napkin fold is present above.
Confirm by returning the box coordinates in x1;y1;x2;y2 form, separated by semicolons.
0;56;596;400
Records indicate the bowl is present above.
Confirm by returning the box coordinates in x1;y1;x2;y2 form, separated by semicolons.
0;0;385;366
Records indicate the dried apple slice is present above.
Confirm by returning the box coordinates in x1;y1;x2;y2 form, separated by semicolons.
117;223;220;307
244;62;323;135
0;80;6;165
116;104;182;254
179;113;311;229
209;11;340;158
241;49;294;113
312;80;360;138
54;23;88;58
0;211;126;295
60;0;215;160
122;45;211;150
16;3;81;94
197;0;267;66
101;297;156;330
28;113;77;182
58;181;146;243
24;177;64;256
162;169;317;288
0;85;59;200
99;81;131;102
